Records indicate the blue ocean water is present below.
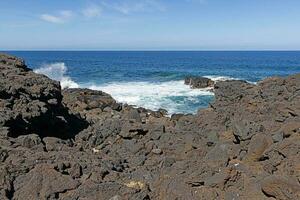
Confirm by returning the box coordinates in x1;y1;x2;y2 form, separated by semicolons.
6;51;300;114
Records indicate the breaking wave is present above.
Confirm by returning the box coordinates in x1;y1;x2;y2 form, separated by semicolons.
34;62;79;89
88;80;214;114
34;63;248;114
204;75;237;82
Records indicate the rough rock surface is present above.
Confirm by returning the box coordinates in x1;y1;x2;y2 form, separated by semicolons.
0;54;87;139
184;76;214;88
1;53;300;200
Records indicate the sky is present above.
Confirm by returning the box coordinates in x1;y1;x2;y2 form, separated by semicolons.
1;0;300;50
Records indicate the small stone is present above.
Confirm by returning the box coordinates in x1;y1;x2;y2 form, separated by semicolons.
103;106;113;112
272;132;283;143
56;162;67;172
152;148;162;155
109;195;122;200
207;132;219;145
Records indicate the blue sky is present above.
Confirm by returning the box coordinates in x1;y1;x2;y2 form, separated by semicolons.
1;0;300;50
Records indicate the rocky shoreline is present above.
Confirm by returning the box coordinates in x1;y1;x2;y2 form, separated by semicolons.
0;53;300;200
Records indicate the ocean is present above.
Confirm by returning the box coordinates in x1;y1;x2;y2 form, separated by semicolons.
6;51;300;114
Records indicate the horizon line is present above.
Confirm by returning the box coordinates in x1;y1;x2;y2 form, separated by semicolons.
2;49;300;52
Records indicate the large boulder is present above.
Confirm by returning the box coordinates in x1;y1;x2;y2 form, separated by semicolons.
261;175;300;199
13;164;80;200
0;53;87;138
62;88;122;123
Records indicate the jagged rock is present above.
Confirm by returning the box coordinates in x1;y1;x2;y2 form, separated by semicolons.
69;163;82;179
126;108;142;123
184;76;214;88
213;80;251;106
62;88;122;123
13;164;80;200
204;143;230;168
0;167;13;199
0;53;87;139
151;148;162;155
15;134;43;149
43;137;72;151
119;122;148;139
245;134;273;162
0;54;300;199
0;148;8;162
261;175;300;199
76;118;122;148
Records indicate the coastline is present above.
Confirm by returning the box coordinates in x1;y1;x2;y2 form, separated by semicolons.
1;53;300;199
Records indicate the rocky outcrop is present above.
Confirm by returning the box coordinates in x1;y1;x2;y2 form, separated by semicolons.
0;53;300;200
62;88;122;123
0;54;87;139
184;76;214;88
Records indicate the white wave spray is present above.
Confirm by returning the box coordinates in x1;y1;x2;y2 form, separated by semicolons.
88;80;214;114
33;63;243;114
34;63;79;89
204;75;236;82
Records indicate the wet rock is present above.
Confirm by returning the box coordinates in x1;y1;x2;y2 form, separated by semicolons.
185;76;214;88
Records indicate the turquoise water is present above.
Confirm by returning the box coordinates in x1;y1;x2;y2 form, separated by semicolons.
6;51;300;114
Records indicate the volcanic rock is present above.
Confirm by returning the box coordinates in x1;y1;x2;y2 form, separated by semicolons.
0;53;300;200
0;53;87;139
261;175;300;199
184;76;214;88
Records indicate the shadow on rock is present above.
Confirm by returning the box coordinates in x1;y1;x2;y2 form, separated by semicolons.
0;53;89;139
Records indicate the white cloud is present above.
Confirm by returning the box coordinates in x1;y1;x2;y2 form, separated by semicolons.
103;0;165;15
185;0;206;3
82;5;102;18
40;10;73;24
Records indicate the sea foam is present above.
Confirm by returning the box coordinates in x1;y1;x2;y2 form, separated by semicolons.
34;63;241;114
88;80;214;114
34;63;79;89
204;75;236;82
